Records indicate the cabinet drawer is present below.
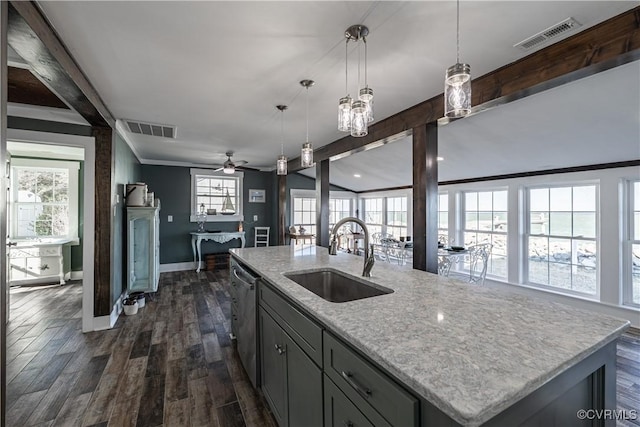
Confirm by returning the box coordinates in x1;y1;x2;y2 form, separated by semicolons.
324;374;378;427
40;246;62;256
26;256;61;275
324;332;418;427
259;282;323;366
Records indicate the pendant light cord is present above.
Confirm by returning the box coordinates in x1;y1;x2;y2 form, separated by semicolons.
305;87;309;143
280;109;284;155
364;37;368;87
357;39;361;91
456;0;460;63
345;40;349;95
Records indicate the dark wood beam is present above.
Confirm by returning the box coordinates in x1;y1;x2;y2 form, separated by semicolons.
8;66;68;108
412;123;438;273
278;174;286;245
7;1;114;127
92;127;114;317
287;6;640;172
316;160;330;247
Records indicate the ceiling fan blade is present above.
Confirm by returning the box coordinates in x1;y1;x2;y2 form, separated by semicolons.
235;160;248;166
213;166;224;172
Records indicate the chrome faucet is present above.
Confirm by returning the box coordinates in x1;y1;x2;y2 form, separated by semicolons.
329;217;375;277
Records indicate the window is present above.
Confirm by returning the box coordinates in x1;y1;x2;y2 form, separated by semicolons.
526;184;597;295
292;196;316;239
190;169;243;221
624;180;640;306
11;159;79;240
363;198;383;235
386;196;408;238
463;190;508;278
329;198;352;228
438;192;448;241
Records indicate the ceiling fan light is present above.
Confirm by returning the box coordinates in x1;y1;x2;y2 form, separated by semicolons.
350;100;368;137
301;142;313;168
223;160;235;174
338;96;352;132
276;154;288;175
445;63;471;118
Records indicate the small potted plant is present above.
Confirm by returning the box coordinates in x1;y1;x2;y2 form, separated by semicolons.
130;291;146;308
123;297;138;316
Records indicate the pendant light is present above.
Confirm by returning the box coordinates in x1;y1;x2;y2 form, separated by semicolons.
276;105;288;175
445;0;471;118
337;25;373;137
300;79;315;168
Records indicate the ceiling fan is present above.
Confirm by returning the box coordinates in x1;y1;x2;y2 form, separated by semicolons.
214;151;248;174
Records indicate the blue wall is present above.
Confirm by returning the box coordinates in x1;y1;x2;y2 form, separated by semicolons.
141;165;274;264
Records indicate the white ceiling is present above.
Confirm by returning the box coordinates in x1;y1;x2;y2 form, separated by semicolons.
29;1;635;174
299;60;640;191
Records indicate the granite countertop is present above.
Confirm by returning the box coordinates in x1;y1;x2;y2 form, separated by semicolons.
230;245;630;427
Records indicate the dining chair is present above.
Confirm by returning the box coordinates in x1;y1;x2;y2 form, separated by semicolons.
447;243;492;285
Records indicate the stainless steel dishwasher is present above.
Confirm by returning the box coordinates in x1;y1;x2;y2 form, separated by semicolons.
230;257;260;388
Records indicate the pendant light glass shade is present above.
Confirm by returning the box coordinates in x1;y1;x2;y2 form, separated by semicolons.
300;80;314;168
275;104;288;175
350;100;368;137
276;154;287;175
301;142;313;167
359;86;374;123
338;25;374;137
445;0;471;118
445;63;471;118
338;96;352;132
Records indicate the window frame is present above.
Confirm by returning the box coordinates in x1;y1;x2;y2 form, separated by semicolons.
461;188;509;279
622;179;640;307
289;189;357;240
190;168;244;222
524;181;599;298
10;158;80;242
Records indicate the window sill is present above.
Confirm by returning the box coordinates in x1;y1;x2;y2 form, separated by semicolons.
189;214;244;223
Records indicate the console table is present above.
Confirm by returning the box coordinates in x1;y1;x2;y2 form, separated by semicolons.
191;231;245;272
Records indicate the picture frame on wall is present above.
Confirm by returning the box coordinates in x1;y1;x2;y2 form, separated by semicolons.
249;189;266;203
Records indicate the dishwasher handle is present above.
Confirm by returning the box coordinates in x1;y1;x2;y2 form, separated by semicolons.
232;262;259;288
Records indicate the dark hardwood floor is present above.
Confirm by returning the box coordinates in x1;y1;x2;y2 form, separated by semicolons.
6;270;276;427
5;270;640;426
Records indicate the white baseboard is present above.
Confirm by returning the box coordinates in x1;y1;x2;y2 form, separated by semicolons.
70;271;83;280
92;293;124;331
485;279;640;328
160;262;196;273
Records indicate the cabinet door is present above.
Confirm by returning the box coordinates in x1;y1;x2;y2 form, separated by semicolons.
324;375;374;427
260;308;288;427
287;330;323;427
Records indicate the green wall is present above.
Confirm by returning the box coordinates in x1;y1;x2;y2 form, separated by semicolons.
113;134;141;303
141;165;274;264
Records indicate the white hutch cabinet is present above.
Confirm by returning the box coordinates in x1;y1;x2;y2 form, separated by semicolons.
127;200;160;293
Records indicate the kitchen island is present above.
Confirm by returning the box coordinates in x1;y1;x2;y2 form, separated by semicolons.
230;245;629;427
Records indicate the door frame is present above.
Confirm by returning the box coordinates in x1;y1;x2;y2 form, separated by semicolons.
6;128;95;332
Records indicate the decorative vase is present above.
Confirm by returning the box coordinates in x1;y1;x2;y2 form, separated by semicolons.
123;298;138;316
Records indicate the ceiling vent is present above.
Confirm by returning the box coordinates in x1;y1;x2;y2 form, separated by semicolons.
514;18;581;51
125;120;177;139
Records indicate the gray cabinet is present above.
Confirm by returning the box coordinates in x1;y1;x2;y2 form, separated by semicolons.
324;374;374;427
126;201;160;293
259;289;322;427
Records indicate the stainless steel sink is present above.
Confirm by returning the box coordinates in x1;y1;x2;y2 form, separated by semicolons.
284;269;393;303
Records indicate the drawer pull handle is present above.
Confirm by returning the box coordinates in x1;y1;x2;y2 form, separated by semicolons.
341;371;372;398
274;344;286;355
343;422;354;427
